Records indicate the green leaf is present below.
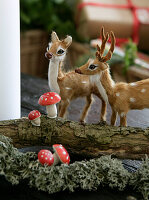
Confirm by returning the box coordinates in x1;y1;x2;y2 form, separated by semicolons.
123;39;137;74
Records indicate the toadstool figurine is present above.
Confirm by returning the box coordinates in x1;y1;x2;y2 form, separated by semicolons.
38;92;61;118
28;110;41;126
52;144;70;165
38;149;54;166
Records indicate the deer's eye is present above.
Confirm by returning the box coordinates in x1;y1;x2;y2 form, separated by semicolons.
57;49;65;55
89;64;97;70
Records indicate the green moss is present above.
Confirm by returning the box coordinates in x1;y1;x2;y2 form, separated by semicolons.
85;125;113;145
129;156;149;200
143;129;149;137
0;134;149;199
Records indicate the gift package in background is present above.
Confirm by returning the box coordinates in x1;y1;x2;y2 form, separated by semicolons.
75;0;149;50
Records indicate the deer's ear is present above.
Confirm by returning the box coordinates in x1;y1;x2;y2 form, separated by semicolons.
88;58;93;64
63;36;72;48
51;31;59;42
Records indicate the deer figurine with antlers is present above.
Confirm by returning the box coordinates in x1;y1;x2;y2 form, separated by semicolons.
45;31;107;123
75;27;149;126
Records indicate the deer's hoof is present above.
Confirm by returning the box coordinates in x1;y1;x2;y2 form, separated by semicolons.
79;120;86;126
98;120;107;126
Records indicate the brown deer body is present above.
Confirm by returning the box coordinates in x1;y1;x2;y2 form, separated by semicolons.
45;32;107;123
75;27;149;126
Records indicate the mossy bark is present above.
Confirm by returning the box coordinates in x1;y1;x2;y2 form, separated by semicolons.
0;116;149;159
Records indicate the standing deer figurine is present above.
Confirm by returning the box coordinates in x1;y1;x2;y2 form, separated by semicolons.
75;27;149;126
45;31;107;123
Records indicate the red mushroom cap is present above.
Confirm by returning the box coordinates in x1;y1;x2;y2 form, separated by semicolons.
53;144;70;165
38;149;54;166
28;110;41;120
38;92;61;106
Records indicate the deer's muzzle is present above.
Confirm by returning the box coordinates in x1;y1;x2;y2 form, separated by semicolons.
45;52;53;60
75;68;82;74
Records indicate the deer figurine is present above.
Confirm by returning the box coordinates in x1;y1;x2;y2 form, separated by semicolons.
45;31;107;123
75;27;149;126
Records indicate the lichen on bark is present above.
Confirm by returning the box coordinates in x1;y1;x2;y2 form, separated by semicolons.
0;134;149;199
0;116;149;159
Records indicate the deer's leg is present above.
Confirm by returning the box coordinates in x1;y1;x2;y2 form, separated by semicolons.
79;95;93;123
100;100;107;122
120;114;127;126
58;99;70;118
111;109;117;126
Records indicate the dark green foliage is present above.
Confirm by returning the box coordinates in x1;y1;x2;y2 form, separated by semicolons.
20;0;78;39
0;134;149;199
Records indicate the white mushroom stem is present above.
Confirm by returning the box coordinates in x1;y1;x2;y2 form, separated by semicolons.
31;117;41;126
46;104;57;118
53;153;60;165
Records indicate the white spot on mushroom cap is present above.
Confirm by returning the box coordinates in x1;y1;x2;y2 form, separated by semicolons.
63;151;66;155
54;145;62;149
66;156;69;160
42;152;44;154
55;94;60;98
51;97;53;99
41;97;43;100
130;97;135;102
116;92;120;97
141;88;146;93
130;83;137;86
41;155;43;157
45;98;47;101
45;157;48;160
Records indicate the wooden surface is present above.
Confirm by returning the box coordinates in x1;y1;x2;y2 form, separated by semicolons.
21;73;149;128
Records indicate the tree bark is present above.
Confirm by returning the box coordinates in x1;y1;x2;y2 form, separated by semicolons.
0;116;149;159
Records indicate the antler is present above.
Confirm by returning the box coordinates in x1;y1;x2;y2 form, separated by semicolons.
100;27;109;55
96;27;115;62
